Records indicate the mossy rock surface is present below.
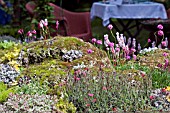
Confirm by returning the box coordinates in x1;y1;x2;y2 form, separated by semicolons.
20;36;114;83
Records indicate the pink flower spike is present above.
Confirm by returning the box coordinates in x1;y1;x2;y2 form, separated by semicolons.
107;24;113;30
18;29;24;34
87;49;93;54
56;20;59;29
148;38;151;43
96;40;102;45
161;41;166;47
157;24;163;30
158;30;164;36
88;93;94;97
108;42;114;47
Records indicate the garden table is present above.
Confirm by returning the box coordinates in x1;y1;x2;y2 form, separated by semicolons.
90;1;168;38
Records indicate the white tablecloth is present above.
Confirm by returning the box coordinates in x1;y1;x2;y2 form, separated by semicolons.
90;2;168;26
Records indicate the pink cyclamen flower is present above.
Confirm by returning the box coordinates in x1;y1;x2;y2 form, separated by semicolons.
104;34;109;40
18;29;24;34
88;93;94;97
163;52;168;57
31;30;36;34
96;40;102;45
91;38;97;43
56;20;59;29
148;38;151;43
26;31;32;37
38;21;44;29
157;24;163;30
162;41;166;46
44;19;48;26
87;49;93;54
107;24;113;30
158;30;164;36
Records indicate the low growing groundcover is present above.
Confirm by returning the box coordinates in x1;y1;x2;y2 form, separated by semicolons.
0;35;169;112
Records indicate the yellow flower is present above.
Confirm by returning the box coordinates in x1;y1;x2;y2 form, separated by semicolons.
165;86;170;91
8;60;20;72
166;94;170;102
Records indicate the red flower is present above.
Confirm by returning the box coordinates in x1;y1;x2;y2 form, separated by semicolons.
102;86;107;90
161;88;166;93
86;104;90;107
149;95;155;100
112;107;117;111
92;98;97;103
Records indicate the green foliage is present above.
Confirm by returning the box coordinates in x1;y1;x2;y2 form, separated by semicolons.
0;41;16;49
0;82;15;103
56;98;76;113
65;69;153;112
4;93;58;112
15;79;49;95
0;26;19;37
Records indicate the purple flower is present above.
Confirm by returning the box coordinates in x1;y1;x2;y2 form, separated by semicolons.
157;24;163;30
87;49;93;54
158;30;164;36
18;29;24;34
91;38;97;43
96;40;102;45
107;24;113;30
